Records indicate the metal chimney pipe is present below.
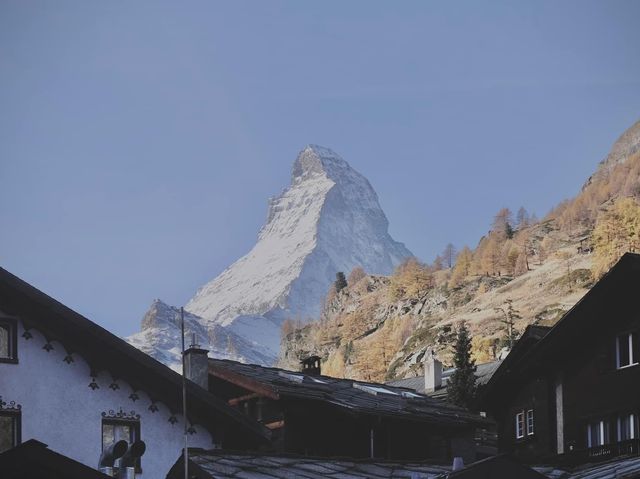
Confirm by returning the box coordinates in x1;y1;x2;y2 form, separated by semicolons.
117;440;146;479
98;440;128;469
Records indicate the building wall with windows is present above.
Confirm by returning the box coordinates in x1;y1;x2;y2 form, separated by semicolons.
562;323;640;455
0;317;213;478
494;373;554;461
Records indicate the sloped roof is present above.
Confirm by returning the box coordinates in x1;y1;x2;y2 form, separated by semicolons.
480;253;640;405
0;267;270;446
386;360;503;398
446;454;547;478
209;358;488;427
535;455;640;479
562;456;640;478
167;449;451;479
0;439;112;479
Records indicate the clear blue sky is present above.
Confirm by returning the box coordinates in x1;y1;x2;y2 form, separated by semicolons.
1;1;639;337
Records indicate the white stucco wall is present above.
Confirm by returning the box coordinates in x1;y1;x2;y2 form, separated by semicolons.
0;318;214;478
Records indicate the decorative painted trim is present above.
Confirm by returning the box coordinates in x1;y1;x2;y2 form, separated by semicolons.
168;415;178;425
63;354;74;364
148;403;159;413
102;408;140;422
187;425;197;435
108;382;120;391
88;377;100;390
22;330;33;340
42;342;54;352
129;392;140;402
0;396;22;412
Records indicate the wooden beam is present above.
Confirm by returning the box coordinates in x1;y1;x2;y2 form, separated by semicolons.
228;393;261;406
265;420;285;430
209;365;280;400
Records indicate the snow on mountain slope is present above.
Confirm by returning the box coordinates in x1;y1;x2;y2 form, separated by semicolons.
127;300;273;370
186;145;412;326
129;145;412;365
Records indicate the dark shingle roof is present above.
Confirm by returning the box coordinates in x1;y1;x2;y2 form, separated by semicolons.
209;359;488;427
447;454;547;478
170;449;451;479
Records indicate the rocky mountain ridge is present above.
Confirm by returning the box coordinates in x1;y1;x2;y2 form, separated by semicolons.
127;145;412;366
279;119;640;382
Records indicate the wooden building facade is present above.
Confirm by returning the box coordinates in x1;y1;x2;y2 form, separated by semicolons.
479;253;640;466
206;357;488;464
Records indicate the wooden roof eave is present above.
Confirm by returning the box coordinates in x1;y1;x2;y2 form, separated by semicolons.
209;365;280;400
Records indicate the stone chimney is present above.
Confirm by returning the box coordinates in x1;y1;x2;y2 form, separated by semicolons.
184;344;209;389
424;350;442;393
301;355;322;376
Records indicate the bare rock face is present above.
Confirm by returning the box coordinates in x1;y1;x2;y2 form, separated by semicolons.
128;145;412;366
583;119;640;189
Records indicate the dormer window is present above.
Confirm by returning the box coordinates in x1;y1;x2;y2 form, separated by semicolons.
0;318;18;363
615;332;638;369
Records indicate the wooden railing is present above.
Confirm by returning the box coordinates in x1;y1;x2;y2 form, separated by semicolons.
586;439;640;460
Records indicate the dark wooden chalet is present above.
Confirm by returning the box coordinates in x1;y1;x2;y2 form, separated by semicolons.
479;253;640;466
206;358;489;464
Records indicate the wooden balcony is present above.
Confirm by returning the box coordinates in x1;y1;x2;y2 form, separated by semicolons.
586;439;640;460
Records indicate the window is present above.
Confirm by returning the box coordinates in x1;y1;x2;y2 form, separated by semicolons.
526;409;535;436
102;418;141;472
0;411;21;453
587;420;610;448
616;332;638;369
515;412;525;439
0;318;18;363
618;413;637;441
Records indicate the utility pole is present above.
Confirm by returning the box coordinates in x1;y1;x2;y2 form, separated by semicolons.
181;307;188;479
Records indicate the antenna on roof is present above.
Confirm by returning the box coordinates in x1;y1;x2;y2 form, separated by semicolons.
180;307;188;479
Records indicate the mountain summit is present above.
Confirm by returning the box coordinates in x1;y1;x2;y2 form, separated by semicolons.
129;146;412;365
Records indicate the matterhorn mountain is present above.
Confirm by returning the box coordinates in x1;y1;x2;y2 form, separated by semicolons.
128;145;412;366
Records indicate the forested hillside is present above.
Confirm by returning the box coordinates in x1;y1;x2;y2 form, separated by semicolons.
278;119;640;382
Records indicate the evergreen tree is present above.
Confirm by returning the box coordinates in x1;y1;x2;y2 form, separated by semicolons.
334;271;348;292
447;322;477;409
442;243;457;268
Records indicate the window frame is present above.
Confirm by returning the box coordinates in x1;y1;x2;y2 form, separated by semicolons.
615;332;638;369
587;419;610;448
0;410;22;453
526;409;535;436
0;318;18;364
617;413;637;442
101;417;142;473
515;411;525;439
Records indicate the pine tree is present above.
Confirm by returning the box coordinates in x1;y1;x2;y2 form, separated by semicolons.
334;271;348;292
516;207;529;229
493;208;514;240
447;322;477;409
442;243;457;268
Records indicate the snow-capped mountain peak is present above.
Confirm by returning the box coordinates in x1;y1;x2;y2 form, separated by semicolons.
129;146;412;365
